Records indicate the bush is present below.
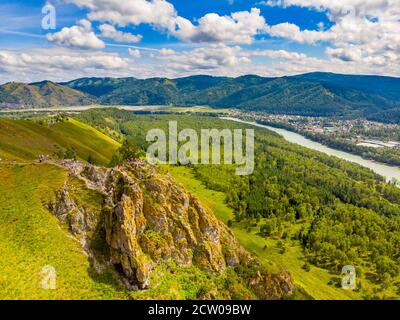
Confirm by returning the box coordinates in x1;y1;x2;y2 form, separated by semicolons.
110;139;144;166
302;263;311;272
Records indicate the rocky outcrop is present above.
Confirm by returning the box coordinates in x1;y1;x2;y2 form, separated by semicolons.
246;270;294;300
48;159;294;298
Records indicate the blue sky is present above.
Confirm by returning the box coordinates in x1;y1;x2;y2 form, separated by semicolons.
0;0;399;83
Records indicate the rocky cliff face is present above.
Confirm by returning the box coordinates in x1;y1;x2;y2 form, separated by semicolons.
48;159;294;299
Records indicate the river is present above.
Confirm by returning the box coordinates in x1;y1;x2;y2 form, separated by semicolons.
222;117;400;184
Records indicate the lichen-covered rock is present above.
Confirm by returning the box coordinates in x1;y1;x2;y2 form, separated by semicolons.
48;159;294;298
246;270;294;300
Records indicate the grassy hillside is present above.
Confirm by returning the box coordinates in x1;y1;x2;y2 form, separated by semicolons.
0;117;120;166
0;118;124;299
0;115;275;300
0;163;126;299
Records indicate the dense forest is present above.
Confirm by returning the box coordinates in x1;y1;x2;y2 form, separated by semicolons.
76;108;400;297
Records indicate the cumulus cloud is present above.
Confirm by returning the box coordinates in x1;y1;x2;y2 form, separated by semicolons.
247;49;309;60
325;47;362;62
99;24;142;43
128;48;141;59
261;0;400;71
159;48;176;55
173;8;267;44
47;19;105;49
2;44;400;84
67;0;178;31
66;1;267;44
154;44;251;73
0;48;137;83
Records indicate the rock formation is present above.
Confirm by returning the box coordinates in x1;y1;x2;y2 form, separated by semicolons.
48;159;294;298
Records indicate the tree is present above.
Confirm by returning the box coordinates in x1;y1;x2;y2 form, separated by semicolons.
87;154;94;164
64;148;76;160
110;139;144;166
302;262;311;272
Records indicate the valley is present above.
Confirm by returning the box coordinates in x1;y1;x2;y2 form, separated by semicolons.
1;108;400;300
3;0;400;307
74;109;400;299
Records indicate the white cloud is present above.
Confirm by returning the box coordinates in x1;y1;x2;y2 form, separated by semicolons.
128;48;141;59
325;47;362;62
0;48;137;83
99;24;142;43
66;1;267;44
155;44;251;73
2;44;400;85
67;0;178;31
159;48;176;55
260;0;400;73
173;8;267;44
247;49;308;60
47;19;105;49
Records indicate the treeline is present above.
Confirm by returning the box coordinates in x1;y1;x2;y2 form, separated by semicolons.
368;108;400;124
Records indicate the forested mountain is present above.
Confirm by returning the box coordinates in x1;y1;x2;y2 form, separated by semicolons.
1;73;400;121
297;72;400;101
64;73;400;118
0;81;94;109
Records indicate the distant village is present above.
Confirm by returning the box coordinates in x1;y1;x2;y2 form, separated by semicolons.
231;110;400;149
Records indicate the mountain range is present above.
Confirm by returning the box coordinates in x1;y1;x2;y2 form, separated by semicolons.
1;72;400;122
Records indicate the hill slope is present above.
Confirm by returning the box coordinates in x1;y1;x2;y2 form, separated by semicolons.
0;117;294;299
0;81;94;109
76;109;400;299
65;73;400;118
0;163;127;299
2;72;400;119
0;117;119;165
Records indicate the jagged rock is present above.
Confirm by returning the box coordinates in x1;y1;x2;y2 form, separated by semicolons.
48;159;295;298
246;270;294;300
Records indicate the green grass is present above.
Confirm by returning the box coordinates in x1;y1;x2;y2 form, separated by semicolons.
129;264;256;300
166;165;365;300
0;163;126;300
0;118;120;166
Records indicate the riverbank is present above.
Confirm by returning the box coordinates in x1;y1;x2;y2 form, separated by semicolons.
221;117;400;185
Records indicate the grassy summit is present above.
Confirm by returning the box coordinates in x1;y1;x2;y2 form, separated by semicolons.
0;117;119;165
